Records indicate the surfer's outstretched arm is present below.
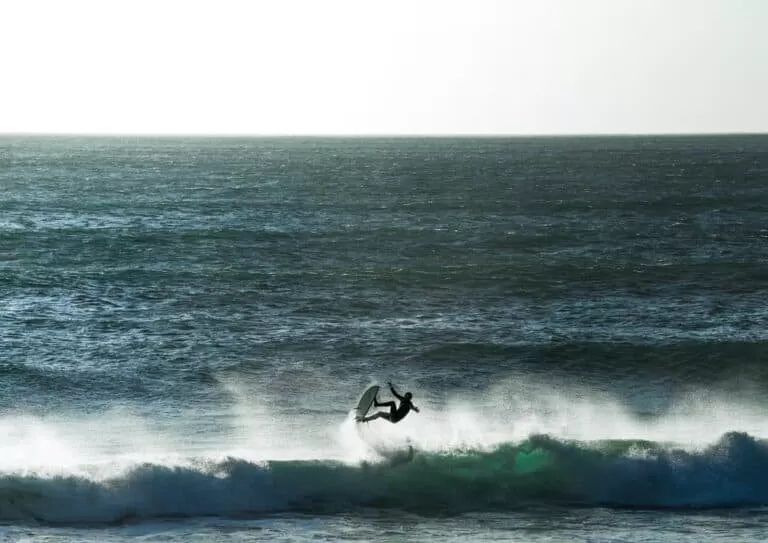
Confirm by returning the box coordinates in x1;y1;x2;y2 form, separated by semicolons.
388;382;404;400
412;404;420;413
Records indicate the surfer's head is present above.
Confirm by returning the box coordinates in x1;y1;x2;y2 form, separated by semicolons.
404;392;413;400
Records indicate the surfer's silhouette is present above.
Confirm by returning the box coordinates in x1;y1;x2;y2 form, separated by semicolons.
360;382;419;423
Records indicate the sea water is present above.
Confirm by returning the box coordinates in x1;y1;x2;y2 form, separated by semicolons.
1;135;767;541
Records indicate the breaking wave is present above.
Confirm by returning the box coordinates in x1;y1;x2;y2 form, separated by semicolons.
3;432;768;524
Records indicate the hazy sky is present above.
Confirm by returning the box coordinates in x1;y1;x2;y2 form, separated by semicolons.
2;0;766;134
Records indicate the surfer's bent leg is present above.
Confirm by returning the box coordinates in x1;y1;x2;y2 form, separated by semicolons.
362;401;398;423
362;411;393;423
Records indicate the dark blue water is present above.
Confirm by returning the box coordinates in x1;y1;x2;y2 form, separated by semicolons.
1;135;767;541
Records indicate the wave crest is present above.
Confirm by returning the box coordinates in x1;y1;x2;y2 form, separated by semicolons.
2;431;768;524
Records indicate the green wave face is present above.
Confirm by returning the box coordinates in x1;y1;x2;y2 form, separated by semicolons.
252;432;768;514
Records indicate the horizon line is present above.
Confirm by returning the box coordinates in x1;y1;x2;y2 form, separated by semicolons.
2;130;768;139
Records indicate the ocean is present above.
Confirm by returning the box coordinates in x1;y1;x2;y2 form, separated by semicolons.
1;135;767;542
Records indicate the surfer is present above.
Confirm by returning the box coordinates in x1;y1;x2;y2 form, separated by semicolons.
360;382;420;423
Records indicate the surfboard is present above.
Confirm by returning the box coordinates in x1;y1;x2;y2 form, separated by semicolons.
355;385;380;422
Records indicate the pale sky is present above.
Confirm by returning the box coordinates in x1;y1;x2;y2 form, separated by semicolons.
2;0;766;135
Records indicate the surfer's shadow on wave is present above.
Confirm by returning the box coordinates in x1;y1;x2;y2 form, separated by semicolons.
361;444;415;469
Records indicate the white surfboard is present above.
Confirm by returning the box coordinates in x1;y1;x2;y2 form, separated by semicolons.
354;385;380;422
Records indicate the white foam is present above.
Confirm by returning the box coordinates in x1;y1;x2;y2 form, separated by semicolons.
347;376;768;455
3;375;768;487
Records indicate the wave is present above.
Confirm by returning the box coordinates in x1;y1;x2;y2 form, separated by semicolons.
2;431;768;524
